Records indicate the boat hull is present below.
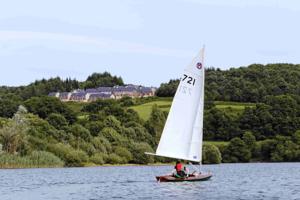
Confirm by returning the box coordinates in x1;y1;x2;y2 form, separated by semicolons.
156;173;212;182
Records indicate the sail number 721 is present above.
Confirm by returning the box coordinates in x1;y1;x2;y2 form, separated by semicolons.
182;74;196;85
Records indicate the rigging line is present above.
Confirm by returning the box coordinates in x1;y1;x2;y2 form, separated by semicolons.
188;162;200;173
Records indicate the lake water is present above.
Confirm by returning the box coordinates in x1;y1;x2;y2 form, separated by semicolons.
0;163;299;200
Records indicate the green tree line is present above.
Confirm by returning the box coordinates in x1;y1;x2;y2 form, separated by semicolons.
1;64;300;167
0;72;123;102
156;63;300;102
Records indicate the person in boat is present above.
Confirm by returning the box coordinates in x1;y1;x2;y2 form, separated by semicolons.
174;161;188;178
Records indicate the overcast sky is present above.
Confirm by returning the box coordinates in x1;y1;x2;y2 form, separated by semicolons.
0;0;299;87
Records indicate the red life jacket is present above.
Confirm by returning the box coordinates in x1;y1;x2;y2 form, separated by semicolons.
175;163;182;172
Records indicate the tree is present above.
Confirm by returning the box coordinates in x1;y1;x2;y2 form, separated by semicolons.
0;94;22;118
114;146;133;163
119;96;134;107
69;124;92;145
145;105;166;146
85;121;104;136
24;96;76;123
223;137;251;163
0;106;29;154
46;113;68;129
270;136;299;162
156;79;179;97
91;136;112;154
103;116;122;133
130;142;154;164
100;127;123;145
239;104;274;139
202;144;222;164
242;131;257;157
84;72;124;88
124;121;153;143
204;107;241;141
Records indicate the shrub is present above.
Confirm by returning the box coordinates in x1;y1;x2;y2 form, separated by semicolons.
106;153;123;164
47;143;88;167
28;151;64;167
92;136;112;154
85;121;104;136
202;144;222;164
114;147;133;163
222;137;251;163
90;153;106;165
78;141;96;156
130;142;154;164
100;127;123;144
46;113;68;129
69;124;92;142
0;154;33;168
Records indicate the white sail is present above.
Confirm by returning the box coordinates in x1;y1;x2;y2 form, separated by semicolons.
154;48;205;162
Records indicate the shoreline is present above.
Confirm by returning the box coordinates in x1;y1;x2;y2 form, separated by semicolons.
1;161;299;170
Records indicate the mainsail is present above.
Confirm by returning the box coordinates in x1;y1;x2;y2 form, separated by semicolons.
150;48;205;162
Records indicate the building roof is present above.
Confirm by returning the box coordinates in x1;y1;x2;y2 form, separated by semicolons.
48;92;58;96
71;92;86;98
89;93;112;98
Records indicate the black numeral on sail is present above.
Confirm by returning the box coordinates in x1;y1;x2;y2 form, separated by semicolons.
182;74;196;85
182;74;188;81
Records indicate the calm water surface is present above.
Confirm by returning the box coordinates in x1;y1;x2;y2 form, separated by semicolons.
0;163;299;200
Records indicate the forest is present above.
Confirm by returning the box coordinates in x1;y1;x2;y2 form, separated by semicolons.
0;64;300;168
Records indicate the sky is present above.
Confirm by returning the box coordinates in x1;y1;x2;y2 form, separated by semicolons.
0;0;299;87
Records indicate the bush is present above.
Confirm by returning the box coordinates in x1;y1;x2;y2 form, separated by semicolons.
92;136;112;154
78;141;96;156
90;153;106;165
202;144;222;164
46;113;68;129
69;124;92;142
130;142;154;164
47;143;88;167
66;149;89;166
85;121;104;136
29;151;64;167
106;153;123;164
100;127;123;144
0;154;33;168
242;131;257;157
120;96;134;107
114;146;133;163
222;137;251;163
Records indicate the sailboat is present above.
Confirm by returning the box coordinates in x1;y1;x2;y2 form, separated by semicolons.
146;47;212;182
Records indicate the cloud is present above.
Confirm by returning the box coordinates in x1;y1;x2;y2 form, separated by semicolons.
0;30;194;58
0;0;143;30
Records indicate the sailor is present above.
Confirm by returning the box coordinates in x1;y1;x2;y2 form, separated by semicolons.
174;161;187;178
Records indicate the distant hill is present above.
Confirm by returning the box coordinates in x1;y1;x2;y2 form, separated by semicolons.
156;63;300;102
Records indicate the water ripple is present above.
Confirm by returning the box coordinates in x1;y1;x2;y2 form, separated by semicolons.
0;163;299;200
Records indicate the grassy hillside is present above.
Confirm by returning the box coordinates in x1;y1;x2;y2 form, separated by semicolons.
130;99;172;120
65;102;86;114
215;101;255;116
131;98;255;120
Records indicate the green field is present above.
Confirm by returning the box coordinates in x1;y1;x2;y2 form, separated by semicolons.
215;101;255;116
131;98;256;120
130;99;172;120
65;98;255;121
65;102;86;114
204;141;229;146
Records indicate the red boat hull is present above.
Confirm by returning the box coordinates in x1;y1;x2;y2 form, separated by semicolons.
156;173;212;182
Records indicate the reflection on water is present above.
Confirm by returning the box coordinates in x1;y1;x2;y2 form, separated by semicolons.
0;163;299;200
